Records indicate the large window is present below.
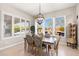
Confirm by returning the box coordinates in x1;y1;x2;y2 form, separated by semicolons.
21;19;25;32
4;14;12;37
26;21;30;30
25;21;30;33
55;17;64;36
3;13;30;38
14;17;20;36
44;17;53;35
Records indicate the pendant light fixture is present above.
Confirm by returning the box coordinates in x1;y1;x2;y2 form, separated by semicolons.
36;3;44;25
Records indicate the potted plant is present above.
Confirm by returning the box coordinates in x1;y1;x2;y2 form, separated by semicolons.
30;25;35;35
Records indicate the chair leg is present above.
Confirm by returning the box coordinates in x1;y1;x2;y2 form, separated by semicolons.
34;48;37;56
39;48;42;56
49;49;52;56
28;45;31;52
56;50;58;56
34;48;36;55
28;45;30;52
67;42;68;46
24;40;26;51
34;48;42;56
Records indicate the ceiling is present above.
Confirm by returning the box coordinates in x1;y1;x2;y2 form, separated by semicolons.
5;3;76;16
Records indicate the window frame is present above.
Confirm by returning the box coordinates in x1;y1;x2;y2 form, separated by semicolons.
54;16;66;38
1;11;30;40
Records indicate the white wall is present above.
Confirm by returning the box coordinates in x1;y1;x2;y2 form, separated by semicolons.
0;4;33;50
76;4;79;48
0;4;33;19
44;7;76;24
0;11;1;41
44;7;77;43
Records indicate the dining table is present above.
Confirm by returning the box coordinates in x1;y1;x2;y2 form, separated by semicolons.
24;35;57;55
42;36;57;55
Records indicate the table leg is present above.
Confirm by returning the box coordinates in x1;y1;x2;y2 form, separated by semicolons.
24;40;26;51
46;44;48;55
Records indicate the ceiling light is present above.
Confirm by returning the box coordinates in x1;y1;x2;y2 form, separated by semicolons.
35;4;44;25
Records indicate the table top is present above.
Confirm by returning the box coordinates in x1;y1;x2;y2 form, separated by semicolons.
42;36;57;44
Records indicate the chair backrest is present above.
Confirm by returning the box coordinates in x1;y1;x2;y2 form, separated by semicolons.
54;35;61;50
38;33;43;39
33;35;42;48
26;35;33;45
45;32;50;38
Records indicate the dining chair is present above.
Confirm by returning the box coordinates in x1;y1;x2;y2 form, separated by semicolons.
34;35;42;55
38;33;44;38
26;35;34;53
45;31;50;38
33;35;46;56
50;35;61;56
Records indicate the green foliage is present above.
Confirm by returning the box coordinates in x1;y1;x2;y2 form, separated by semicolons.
26;27;30;30
14;25;20;33
21;26;25;31
30;26;35;34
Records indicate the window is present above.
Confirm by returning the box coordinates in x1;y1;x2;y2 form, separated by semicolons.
3;12;31;39
14;17;20;36
55;17;64;36
44;17;53;35
4;14;12;37
25;21;30;33
21;19;25;32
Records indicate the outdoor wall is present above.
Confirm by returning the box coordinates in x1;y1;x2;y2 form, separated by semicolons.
0;4;33;50
44;6;76;43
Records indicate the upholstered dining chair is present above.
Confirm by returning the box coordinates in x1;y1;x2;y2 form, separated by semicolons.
26;35;34;53
50;35;61;56
33;35;47;56
33;35;43;55
38;33;44;38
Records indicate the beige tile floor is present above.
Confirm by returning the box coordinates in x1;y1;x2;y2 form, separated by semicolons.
0;42;79;56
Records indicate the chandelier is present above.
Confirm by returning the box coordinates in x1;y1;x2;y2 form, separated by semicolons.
35;4;44;25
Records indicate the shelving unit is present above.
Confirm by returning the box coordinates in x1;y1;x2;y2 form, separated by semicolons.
67;23;77;48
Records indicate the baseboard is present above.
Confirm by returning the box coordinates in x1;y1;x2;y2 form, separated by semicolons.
0;41;24;51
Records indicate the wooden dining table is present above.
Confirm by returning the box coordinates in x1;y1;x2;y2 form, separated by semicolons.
42;36;57;55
